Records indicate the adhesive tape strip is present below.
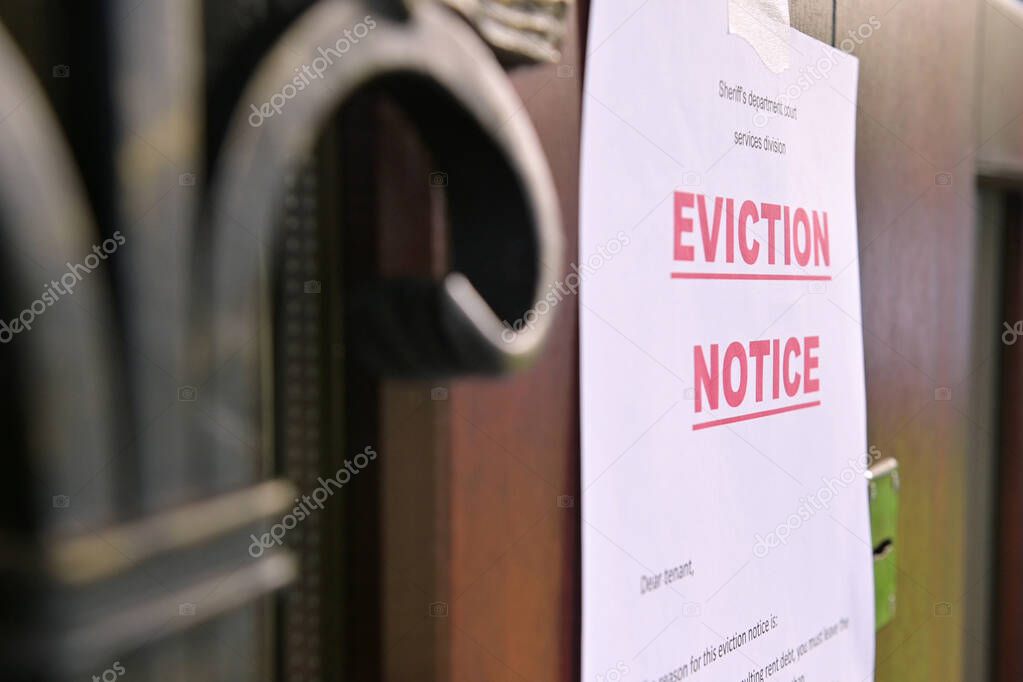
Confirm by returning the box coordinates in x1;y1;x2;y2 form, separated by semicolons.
728;0;792;73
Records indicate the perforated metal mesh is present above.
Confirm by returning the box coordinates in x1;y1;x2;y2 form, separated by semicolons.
277;160;325;682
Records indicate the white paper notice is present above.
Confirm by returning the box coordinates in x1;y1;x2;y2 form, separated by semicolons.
580;2;874;681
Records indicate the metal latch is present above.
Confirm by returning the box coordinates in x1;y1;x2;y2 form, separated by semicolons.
867;458;899;630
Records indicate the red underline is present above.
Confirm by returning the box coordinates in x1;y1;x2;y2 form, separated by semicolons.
670;272;831;281
692;400;822;431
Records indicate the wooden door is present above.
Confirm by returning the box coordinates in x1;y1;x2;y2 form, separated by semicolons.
357;6;585;679
348;1;1015;681
838;0;1000;680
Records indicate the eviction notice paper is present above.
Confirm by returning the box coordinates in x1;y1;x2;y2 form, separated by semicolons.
580;1;874;681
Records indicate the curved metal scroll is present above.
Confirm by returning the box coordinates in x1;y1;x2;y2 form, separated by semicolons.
0;21;298;678
0;26;120;540
194;0;564;486
0;20;121;676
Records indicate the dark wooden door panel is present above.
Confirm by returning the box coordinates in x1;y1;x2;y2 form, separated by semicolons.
836;1;983;680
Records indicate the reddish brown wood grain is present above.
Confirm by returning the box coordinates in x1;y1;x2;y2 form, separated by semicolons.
345;10;584;681
837;1;980;680
447;10;582;679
